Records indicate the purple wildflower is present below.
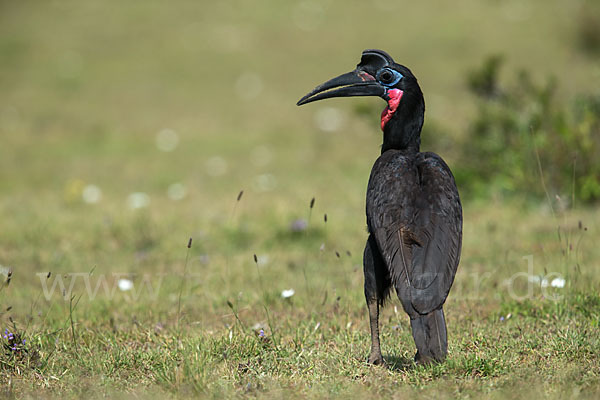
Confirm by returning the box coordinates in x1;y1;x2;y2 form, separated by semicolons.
290;219;308;233
500;316;505;322
258;329;265;338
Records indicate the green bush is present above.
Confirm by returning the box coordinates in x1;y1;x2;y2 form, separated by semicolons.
456;56;600;204
577;1;600;57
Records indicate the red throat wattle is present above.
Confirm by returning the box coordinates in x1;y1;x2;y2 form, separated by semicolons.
380;89;403;130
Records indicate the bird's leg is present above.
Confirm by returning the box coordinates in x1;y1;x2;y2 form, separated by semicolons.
363;235;390;366
366;299;384;365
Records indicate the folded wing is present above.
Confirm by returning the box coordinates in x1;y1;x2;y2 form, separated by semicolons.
367;151;462;316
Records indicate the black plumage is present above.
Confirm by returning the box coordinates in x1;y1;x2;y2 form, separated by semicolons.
298;49;462;365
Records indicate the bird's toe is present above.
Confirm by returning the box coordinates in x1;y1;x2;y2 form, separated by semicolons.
367;353;386;367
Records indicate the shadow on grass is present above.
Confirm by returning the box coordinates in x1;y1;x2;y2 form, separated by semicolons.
384;354;415;372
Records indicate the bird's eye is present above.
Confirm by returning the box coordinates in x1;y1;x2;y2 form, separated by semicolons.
377;68;403;87
380;70;393;83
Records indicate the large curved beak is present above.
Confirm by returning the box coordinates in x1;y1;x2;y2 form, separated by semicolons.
297;70;385;106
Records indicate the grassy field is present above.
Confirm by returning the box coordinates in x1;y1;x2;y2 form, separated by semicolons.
1;0;599;398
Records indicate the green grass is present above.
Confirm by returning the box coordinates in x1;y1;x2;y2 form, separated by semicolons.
1;0;600;398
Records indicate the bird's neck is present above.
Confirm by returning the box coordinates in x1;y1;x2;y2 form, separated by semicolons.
381;93;424;154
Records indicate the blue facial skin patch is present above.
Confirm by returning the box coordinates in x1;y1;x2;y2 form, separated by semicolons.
377;68;403;87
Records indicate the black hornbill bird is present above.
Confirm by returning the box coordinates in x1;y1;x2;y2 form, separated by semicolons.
297;50;462;365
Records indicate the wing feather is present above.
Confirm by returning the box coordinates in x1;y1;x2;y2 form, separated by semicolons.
366;151;462;316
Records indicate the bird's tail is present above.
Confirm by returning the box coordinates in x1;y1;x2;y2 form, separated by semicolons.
410;308;447;364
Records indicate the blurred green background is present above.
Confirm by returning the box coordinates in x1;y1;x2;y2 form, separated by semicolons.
1;0;600;397
2;0;599;203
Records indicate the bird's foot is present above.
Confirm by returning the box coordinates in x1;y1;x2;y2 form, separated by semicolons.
414;351;442;366
367;352;386;367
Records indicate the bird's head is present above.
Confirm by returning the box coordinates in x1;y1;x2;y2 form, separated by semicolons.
297;49;424;133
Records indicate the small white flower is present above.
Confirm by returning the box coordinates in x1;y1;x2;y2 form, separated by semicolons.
281;289;295;298
256;255;269;266
205;156;228;177
253;173;277;192
127;192;150;209
167;183;187;200
118;279;133;291
250;145;272;167
155;129;179;152
0;265;11;277
82;184;102;204
551;277;566;288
